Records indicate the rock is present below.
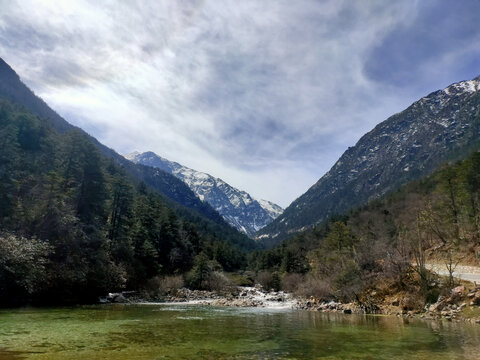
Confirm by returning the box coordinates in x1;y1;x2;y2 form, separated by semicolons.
343;309;352;314
429;300;445;312
450;286;465;302
112;294;127;303
392;298;399;306
471;291;480;305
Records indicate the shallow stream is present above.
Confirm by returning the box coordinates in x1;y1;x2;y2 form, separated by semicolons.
1;304;479;359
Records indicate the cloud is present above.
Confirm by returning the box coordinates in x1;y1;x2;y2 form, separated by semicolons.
364;1;480;91
0;0;479;207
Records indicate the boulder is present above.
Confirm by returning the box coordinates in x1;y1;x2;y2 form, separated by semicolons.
471;291;480;305
112;294;127;303
428;300;445;313
450;286;465;302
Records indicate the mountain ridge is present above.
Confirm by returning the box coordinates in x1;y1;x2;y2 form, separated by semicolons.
0;57;253;248
257;75;480;245
126;151;283;236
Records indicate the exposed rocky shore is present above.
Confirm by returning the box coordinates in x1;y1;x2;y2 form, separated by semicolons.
152;285;297;309
102;283;480;324
104;286;378;314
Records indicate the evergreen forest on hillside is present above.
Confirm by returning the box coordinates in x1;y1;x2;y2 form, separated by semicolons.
1;87;480;311
0;99;249;306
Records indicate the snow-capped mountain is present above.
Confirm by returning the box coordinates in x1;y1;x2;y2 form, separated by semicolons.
0;58;233;230
257;75;480;245
125;151;283;236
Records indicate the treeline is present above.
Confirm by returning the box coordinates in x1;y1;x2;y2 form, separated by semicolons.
0;99;247;306
249;148;480;307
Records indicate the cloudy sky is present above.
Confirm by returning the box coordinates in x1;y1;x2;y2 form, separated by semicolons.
1;0;480;207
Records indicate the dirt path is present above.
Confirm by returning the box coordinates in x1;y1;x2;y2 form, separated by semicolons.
425;263;480;284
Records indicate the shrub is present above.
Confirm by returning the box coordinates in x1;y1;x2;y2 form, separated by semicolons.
256;271;281;291
186;252;212;290
205;272;234;292
281;273;304;293
334;260;363;301
146;275;184;297
295;275;332;300
0;233;52;303
227;271;254;286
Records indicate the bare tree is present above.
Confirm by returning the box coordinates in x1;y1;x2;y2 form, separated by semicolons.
444;249;462;288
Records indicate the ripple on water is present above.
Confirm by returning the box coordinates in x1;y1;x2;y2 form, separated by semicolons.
1;306;480;359
176;316;205;320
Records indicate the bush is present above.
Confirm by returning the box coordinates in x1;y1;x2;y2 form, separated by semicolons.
281;273;304;293
295;275;332;300
0;233;52;303
204;272;234;292
227;271;254;286
334;260;363;301
146;275;184;297
256;271;281;291
186;253;212;290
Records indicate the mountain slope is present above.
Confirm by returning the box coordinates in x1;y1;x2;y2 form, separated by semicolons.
0;57;240;234
0;96;255;305
257;75;480;245
126;151;283;236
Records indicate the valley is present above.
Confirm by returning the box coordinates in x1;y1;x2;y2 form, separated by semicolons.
126;151;283;236
1;2;480;358
1;57;480;321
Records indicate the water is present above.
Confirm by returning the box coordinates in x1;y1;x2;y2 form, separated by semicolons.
1;304;480;359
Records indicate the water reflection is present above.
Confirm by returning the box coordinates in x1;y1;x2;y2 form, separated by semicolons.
0;305;479;359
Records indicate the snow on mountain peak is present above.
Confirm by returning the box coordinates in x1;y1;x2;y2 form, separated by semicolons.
443;78;480;96
124;151;283;237
124;151;141;160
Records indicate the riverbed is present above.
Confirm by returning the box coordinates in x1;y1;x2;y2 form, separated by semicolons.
1;304;480;359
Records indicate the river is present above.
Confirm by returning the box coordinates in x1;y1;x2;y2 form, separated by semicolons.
1;304;480;359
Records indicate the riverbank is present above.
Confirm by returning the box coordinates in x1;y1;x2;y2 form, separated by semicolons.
142;285;298;309
104;282;480;324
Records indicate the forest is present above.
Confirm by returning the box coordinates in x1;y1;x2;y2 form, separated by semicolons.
249;147;480;308
1;94;480;310
0;99;248;306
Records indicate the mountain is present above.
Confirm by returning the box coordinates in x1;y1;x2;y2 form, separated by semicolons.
0;58;251;245
126;151;283;236
257;75;480;245
0;96;257;305
0;58;260;305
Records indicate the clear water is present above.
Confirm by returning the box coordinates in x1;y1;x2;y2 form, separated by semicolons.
0;304;479;359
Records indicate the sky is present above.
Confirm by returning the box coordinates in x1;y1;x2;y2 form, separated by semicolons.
1;0;480;208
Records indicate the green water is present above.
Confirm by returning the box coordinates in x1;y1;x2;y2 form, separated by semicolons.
0;305;480;359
